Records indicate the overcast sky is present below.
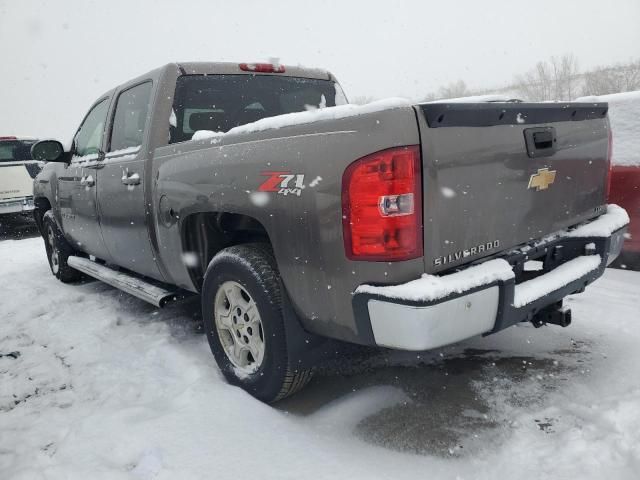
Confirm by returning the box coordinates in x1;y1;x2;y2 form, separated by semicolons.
1;0;639;140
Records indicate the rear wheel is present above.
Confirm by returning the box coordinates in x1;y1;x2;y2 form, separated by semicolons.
202;244;312;403
42;211;83;283
214;280;266;373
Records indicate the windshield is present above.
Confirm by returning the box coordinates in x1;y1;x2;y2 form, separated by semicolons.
170;74;348;143
0;140;36;163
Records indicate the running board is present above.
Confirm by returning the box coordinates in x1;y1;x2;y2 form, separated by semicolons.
67;256;178;307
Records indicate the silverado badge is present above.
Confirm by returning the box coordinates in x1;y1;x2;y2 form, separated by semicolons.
528;168;557;191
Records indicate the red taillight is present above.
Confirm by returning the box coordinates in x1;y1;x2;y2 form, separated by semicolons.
0;136;17;141
239;63;285;73
605;128;613;200
342;146;423;261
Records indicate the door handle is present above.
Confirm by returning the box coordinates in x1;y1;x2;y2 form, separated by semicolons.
80;174;95;187
121;172;141;186
524;127;557;158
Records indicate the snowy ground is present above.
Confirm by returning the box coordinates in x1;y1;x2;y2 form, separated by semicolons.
1;234;639;480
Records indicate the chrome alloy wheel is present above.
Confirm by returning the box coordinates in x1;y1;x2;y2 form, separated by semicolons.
47;225;60;274
214;280;265;374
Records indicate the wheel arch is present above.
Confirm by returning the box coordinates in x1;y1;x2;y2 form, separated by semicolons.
180;211;272;291
33;196;52;235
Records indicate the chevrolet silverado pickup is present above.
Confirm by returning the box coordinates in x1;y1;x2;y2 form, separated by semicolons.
31;62;629;402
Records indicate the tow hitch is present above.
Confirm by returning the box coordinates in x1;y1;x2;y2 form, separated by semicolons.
531;303;572;328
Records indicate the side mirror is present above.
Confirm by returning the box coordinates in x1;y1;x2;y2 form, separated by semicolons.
31;140;68;163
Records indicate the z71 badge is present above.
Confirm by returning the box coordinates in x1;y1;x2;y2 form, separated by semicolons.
258;171;305;196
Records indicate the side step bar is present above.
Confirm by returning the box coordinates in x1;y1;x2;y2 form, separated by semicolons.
68;256;179;307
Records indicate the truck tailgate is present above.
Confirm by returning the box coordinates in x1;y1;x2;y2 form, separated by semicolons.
416;102;610;273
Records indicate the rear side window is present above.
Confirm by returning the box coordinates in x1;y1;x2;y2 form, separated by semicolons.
110;82;153;152
170;74;347;144
0;140;35;163
74;99;110;157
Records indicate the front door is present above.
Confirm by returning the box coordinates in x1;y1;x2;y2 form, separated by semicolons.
96;81;162;281
58;98;112;261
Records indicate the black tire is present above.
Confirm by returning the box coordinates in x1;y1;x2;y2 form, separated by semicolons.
42;211;83;283
202;243;312;403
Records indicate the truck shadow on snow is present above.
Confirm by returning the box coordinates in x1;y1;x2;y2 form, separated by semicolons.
276;341;591;457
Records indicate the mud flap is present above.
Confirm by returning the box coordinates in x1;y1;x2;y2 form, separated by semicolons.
280;282;332;371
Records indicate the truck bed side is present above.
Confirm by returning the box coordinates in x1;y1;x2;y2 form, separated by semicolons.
152;106;424;343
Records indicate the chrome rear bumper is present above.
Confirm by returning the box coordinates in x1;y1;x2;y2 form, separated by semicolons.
353;206;629;351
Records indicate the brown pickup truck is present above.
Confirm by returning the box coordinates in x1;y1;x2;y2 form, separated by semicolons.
31;62;628;402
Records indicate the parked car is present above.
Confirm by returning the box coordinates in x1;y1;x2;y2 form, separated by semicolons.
577;91;640;269
32;62;628;402
0;136;42;217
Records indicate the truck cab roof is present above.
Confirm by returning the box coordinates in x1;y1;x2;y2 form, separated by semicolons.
175;62;335;81
91;62;338;114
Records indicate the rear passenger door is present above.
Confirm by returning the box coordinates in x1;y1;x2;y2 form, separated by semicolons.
96;81;162;281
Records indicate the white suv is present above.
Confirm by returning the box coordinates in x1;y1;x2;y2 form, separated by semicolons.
0;136;41;216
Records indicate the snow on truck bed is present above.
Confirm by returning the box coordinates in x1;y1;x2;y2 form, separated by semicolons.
576;90;640;167
2;237;640;480
192;97;411;141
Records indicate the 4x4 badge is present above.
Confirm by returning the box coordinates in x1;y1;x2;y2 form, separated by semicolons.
528;168;557;191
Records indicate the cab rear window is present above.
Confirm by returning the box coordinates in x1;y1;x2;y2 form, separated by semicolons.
170;74;347;144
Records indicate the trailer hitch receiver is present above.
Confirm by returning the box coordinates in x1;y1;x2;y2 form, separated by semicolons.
531;303;572;328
